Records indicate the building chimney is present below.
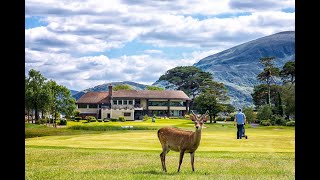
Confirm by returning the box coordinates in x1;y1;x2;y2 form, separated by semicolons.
108;84;112;97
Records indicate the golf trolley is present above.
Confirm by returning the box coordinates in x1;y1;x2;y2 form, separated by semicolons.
242;125;248;139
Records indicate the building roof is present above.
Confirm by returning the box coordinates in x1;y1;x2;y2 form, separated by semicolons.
76;90;190;103
113;90;191;100
76;92;109;104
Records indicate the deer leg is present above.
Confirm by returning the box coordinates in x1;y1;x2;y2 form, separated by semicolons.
160;146;170;172
177;150;185;172
190;152;195;171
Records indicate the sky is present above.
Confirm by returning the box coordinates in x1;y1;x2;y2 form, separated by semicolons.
25;0;295;91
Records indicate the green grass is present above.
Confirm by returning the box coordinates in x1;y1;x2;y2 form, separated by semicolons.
25;119;295;179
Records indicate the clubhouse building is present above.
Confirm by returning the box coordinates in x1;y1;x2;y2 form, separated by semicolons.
76;85;191;120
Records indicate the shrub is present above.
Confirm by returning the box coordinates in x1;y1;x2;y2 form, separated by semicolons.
74;117;81;121
270;114;287;126
257;105;273;121
85;116;96;122
184;114;190;119
97;119;103;122
35;119;46;124
216;116;225;121
103;118;110;122
58;119;67;125
143;115;149;121
260;119;271;126
110;118;118;122
286;121;295;126
119;116;126;122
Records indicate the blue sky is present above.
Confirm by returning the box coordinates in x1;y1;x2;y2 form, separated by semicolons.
25;0;295;91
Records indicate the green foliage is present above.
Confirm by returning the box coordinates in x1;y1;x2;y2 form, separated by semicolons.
184;114;190;119
270;114;287;126
159;66;214;98
286;121;295;126
85;116;97;122
110;118;118;122
243;107;256;123
113;84;133;91
118;116;126;122
69;125;156;131
145;86;164;90
35;119;47;124
260;119;272;126
257;105;273;121
280;60;295;84
58;119;67;125
143;115;149;121
74;117;81;121
168;116;179;119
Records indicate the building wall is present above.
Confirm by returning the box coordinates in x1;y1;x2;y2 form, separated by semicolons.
101;109;134;120
77;108;99;113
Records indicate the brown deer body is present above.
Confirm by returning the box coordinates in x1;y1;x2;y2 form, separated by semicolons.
157;111;208;172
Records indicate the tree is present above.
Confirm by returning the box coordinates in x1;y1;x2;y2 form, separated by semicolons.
146;85;164;90
282;83;295;119
280;60;295;84
194;90;224;123
243;107;256;123
251;84;282;108
113;84;133;91
25;69;47;122
257;105;273;121
46;80;76;127
159;66;213;99
159;66;228;111
257;57;280;107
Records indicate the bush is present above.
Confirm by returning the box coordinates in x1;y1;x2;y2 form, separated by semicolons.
103;118;110;122
270;114;287;126
286;121;295;126
74;117;81;121
216;116;225;121
58;119;67;125
184;114;190;119
85;116;96;122
110;118;118;122
257;105;273;121
143;115;149;121
97;119;103;122
35;119;46;124
260;119;271;126
119;116;126;122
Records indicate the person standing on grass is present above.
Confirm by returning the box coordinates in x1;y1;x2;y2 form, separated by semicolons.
234;108;246;139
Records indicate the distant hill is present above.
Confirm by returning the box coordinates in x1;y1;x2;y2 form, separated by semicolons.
69;90;79;96
193;31;295;108
71;81;149;100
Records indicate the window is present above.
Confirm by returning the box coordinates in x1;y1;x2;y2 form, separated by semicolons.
89;104;98;108
78;104;87;108
124;112;131;116
123;100;127;105
128;100;133;105
148;101;168;106
113;100;117;105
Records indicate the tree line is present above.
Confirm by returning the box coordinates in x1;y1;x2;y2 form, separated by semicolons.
25;69;76;124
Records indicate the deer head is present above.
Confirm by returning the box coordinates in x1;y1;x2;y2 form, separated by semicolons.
190;110;209;130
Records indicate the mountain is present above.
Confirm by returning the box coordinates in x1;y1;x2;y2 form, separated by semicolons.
69;90;79;96
72;81;149;100
193;31;295;108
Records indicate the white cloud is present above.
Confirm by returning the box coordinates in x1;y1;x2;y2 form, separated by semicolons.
25;0;295;90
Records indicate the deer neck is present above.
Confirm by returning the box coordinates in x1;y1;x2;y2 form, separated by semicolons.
193;129;202;147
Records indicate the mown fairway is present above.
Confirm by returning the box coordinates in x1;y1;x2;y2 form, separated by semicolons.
25;119;295;180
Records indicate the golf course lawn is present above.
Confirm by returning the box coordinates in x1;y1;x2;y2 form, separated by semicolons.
25;119;295;180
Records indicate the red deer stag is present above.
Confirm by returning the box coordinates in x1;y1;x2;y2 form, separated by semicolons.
157;110;209;172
